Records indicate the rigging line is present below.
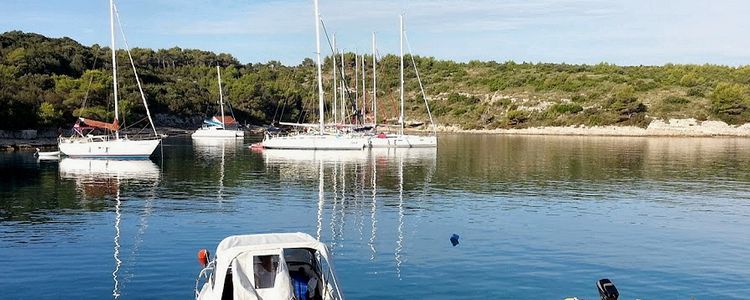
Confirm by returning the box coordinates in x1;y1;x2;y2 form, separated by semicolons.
278;98;287;124
320;18;354;112
272;96;282;123
404;32;437;135
113;3;158;136
319;18;336;58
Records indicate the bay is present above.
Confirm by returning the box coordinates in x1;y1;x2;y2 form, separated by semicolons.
1;134;749;299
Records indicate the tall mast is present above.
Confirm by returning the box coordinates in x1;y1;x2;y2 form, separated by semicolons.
313;0;324;134
372;32;377;129
110;0;119;138
332;34;337;124
399;14;405;135
340;51;346;123
216;65;225;129
362;54;366;123
355;52;359;123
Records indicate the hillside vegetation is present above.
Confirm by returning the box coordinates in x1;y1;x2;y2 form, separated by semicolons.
2;31;750;130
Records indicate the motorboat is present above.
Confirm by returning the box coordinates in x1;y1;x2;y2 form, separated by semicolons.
194;232;344;300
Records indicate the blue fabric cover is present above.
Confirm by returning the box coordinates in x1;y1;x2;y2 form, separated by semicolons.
290;273;308;300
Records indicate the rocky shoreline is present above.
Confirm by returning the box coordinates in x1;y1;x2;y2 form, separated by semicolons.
430;118;750;137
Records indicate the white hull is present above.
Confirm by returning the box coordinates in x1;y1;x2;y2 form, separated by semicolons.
59;138;161;158
262;134;368;150
369;134;437;148
191;128;244;139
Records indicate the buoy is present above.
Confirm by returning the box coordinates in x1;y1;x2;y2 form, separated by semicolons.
450;234;460;246
198;248;210;267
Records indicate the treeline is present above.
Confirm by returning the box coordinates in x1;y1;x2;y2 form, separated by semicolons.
0;31;311;130
2;31;750;130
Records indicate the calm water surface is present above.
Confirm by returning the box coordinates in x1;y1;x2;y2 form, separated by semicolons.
1;135;749;299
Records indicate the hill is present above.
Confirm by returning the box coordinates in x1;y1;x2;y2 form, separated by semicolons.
2;31;750;131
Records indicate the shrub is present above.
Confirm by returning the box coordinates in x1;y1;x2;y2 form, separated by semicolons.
710;82;750;124
505;109;528;125
605;85;647;116
687;87;705;97
550;102;583;114
663;96;690;105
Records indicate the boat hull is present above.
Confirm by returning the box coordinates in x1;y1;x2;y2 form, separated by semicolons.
369;134;437;148
261;134;368;150
59;138;161;158
191;128;244;139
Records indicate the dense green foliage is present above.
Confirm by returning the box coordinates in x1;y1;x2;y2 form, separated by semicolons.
2;31;750;130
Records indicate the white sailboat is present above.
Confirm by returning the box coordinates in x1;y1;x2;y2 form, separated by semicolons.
370;15;437;148
259;0;368;150
192;65;244;139
59;0;161;158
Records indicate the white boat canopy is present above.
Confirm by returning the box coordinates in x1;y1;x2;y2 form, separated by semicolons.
198;232;343;300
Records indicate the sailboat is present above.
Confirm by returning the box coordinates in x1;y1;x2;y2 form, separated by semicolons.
369;15;437;148
58;0;161;158
259;0;368;150
192;65;244;139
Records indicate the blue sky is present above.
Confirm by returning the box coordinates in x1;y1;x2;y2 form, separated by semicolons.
1;0;748;66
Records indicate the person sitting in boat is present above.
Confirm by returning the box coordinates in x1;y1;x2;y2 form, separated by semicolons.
254;255;277;289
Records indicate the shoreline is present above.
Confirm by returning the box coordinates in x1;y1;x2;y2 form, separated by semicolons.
426;118;750;137
2;118;749;152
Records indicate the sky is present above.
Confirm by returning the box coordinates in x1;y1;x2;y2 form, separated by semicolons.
1;0;749;66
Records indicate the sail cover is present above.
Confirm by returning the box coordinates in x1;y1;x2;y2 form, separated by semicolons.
79;117;120;131
213;116;237;125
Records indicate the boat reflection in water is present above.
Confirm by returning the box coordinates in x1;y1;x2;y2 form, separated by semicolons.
192;137;242;159
193;138;242;201
59;157;160;299
262;148;436;279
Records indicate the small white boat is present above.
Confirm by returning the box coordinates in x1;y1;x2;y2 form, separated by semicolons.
192;118;244;139
194;232;344;300
34;148;61;158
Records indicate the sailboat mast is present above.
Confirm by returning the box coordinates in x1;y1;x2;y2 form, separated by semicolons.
362;54;366;123
399;14;405;135
110;0;119;138
340;51;346;123
217;65;225;129
372;32;377;129
313;0;324;134
332;34;338;124
355;52;359;123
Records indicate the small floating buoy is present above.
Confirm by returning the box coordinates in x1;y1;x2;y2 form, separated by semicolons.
197;248;210;267
450;234;460;246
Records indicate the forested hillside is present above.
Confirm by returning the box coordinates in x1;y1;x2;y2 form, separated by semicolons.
2;31;750;130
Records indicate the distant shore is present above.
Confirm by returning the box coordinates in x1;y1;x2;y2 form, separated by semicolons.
429;118;750;137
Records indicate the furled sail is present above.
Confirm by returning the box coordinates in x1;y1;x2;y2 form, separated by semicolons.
79;117;120;131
